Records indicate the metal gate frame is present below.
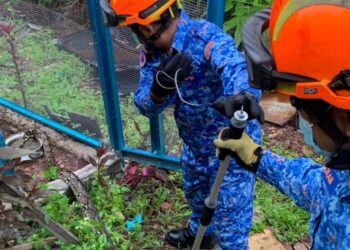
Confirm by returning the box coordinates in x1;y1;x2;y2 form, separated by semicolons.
0;0;226;172
87;0;226;171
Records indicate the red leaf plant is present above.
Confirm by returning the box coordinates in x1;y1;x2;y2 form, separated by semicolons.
119;162;168;188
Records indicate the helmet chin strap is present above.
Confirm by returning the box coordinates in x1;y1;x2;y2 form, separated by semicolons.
132;21;172;56
131;3;180;56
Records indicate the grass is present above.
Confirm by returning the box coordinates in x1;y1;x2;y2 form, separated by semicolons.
23;172;190;250
0;16;181;153
252;180;310;244
24;159;310;249
249;144;312;244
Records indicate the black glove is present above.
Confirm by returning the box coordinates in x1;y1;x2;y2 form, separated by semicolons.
150;53;193;98
213;92;264;123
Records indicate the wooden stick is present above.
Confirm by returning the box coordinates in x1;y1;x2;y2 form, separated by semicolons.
0;193;79;244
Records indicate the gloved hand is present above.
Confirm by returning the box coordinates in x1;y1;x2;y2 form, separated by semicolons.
214;128;263;173
150;53;193;99
213;92;264;123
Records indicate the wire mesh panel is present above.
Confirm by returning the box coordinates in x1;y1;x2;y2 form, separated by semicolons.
182;0;207;19
108;25;151;152
0;0;207;156
165;0;207;155
0;1;109;143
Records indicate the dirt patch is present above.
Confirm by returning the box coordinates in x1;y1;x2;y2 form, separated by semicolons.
262;118;316;158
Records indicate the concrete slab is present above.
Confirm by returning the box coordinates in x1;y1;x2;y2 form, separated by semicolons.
249;229;286;250
261;92;297;127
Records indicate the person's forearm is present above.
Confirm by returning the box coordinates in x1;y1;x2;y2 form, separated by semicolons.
256;150;324;211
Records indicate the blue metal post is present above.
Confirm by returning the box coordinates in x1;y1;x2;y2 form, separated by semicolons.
81;0;227;172
150;114;166;154
207;0;226;28
87;0;125;151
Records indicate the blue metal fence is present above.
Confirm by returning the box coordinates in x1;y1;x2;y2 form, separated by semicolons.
0;0;226;172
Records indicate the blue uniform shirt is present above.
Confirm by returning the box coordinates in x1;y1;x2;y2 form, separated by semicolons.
134;11;262;157
258;151;350;250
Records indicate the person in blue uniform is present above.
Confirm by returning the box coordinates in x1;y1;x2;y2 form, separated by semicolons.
101;0;262;249
214;1;350;249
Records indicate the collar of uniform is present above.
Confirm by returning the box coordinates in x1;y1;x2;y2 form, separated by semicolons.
171;10;190;54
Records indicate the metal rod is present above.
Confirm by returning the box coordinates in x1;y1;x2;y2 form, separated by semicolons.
0;98;101;149
122;147;182;172
0;129;5;168
150;114;166;155
207;0;226;28
87;0;125;151
192;156;230;250
193;108;248;250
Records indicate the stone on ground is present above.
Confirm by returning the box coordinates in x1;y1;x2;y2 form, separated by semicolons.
249;229;285;250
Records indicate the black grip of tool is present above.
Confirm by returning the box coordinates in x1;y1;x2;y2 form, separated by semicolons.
199;206;215;226
224;125;244;140
217;125;244;161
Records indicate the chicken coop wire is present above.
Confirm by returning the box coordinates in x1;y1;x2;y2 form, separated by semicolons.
0;0;207;155
0;0;110;145
164;0;207;156
0;0;223;168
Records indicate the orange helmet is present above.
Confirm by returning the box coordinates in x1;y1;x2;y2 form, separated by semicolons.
100;0;182;27
242;0;350;110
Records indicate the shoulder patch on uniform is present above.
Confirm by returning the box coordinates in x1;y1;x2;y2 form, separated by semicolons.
204;41;215;61
140;51;146;67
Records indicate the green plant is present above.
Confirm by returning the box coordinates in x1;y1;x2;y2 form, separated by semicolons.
0;4;314;248
0;19;29;107
251;143;311;244
252;180;310;244
224;0;272;44
26;171;190;249
43;166;58;181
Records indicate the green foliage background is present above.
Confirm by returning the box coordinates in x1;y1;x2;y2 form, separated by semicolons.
224;0;272;44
